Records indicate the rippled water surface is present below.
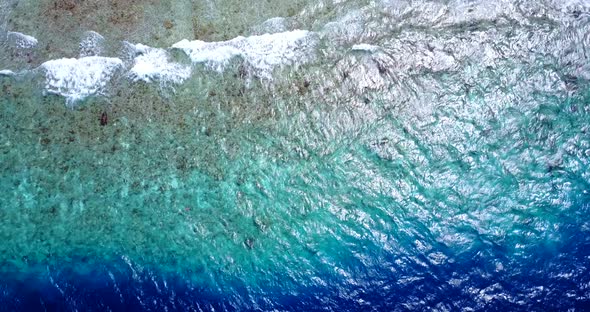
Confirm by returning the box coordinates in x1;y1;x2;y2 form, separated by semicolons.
1;0;590;310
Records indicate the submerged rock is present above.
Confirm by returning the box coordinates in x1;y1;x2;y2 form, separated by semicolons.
4;0;195;60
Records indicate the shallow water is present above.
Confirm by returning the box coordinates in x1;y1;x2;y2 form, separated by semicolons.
1;0;590;311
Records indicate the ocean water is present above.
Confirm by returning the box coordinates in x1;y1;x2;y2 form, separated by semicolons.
1;0;590;311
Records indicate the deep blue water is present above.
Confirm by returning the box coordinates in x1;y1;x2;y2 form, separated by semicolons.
2;199;590;311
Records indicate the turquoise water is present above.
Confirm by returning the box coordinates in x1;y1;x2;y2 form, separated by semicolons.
1;0;590;310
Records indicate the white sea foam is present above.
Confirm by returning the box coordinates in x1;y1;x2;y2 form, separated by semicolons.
40;56;124;106
172;30;316;79
6;31;38;49
5;29;316;104
0;69;15;76
172;40;241;71
128;43;192;84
